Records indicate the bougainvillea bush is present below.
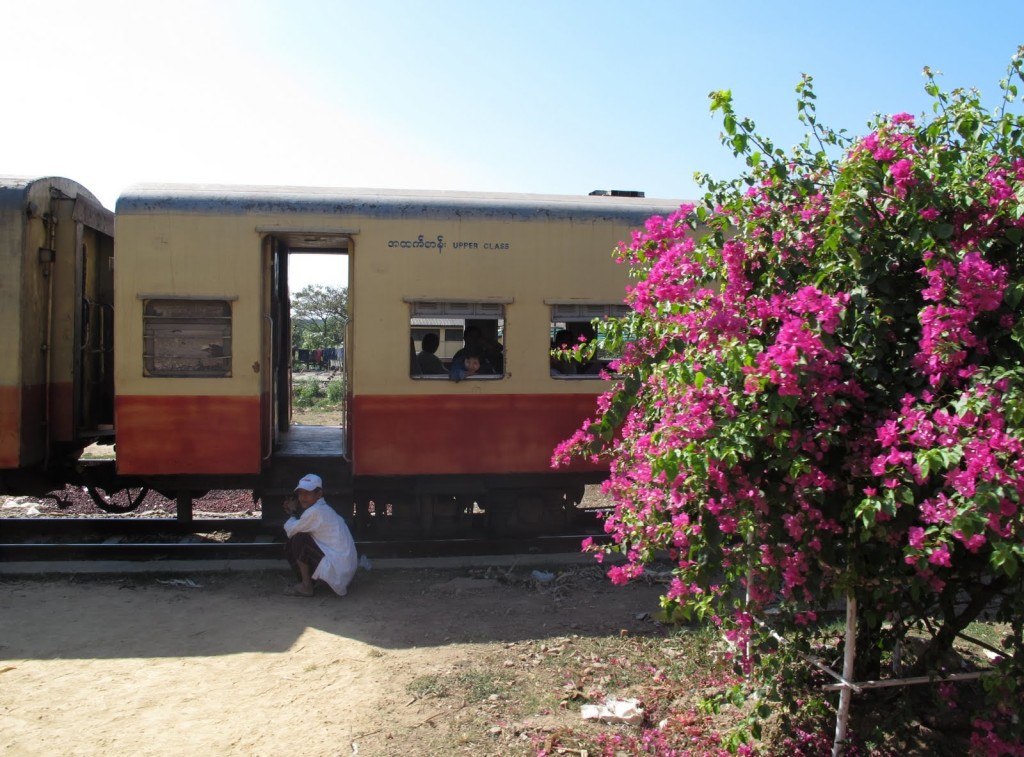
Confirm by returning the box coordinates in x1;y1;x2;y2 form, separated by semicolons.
556;52;1024;751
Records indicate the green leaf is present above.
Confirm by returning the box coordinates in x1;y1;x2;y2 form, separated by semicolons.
955;116;980;140
1005;282;1024;309
709;89;732;113
992;543;1019;577
1011;319;1024;348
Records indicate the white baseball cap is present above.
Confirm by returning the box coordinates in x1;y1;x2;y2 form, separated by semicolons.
294;474;323;492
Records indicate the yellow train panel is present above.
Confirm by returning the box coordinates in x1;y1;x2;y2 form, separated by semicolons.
0;177;113;469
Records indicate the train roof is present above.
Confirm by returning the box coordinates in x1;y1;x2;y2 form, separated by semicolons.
0;175;106;213
116;183;686;224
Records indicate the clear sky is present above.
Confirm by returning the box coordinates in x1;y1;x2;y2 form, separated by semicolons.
3;1;1022;290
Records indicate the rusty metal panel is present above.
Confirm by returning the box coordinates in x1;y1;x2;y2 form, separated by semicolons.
142;299;233;378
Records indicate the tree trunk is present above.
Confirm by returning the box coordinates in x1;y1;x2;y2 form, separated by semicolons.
911;576;1008;676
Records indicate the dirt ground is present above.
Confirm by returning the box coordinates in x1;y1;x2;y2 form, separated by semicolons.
0;563;666;756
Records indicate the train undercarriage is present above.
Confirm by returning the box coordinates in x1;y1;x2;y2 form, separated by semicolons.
1;449;604;542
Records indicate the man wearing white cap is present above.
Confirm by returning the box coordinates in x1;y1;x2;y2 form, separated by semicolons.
282;474;358;597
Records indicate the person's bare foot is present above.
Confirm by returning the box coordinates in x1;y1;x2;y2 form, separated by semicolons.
284;582;314;597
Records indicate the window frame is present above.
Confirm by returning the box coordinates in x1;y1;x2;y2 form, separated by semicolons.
548;303;628;381
407;300;508;381
141;297;234;378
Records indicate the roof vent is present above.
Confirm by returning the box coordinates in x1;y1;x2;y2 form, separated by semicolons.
589;189;645;198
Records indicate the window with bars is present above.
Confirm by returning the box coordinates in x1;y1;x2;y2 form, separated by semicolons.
549;303;628;379
408;301;505;379
143;299;232;377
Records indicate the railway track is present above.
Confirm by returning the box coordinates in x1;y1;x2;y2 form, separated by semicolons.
0;511;609;563
0;534;603;562
0;517;270;540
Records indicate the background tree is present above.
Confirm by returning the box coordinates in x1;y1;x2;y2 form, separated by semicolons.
557;52;1024;750
291;285;348;350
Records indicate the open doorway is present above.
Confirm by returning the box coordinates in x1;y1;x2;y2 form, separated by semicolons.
266;233;350;459
287;252;349;428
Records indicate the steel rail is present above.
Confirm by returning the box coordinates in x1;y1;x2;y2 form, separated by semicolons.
0;517;271;539
0;534;604;562
0;509;608;542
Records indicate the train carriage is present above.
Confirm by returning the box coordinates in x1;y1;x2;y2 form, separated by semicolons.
112;184;682;533
0;177;114;484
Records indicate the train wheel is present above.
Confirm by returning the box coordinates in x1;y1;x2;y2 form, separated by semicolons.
86;485;151;514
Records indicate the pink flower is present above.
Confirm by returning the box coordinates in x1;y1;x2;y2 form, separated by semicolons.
961;533;987;553
928;544;952;568
889;159;916;196
606;565;630;585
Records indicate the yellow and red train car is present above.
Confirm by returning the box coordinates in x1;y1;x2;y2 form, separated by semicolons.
4;179;681;532
0;176;114;490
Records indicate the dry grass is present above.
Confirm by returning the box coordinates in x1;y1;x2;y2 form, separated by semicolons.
290;407;345;426
394;569;748;756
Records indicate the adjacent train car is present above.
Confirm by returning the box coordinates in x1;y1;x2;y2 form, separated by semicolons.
0;177;114;487
113;184;680;532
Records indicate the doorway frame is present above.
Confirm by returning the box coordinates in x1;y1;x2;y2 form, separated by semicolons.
260;228;353;450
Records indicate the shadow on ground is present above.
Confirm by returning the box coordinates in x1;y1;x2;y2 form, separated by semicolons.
0;566;666;660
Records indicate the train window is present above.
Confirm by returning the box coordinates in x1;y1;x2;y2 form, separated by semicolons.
143;299;232;378
549;304;628;379
409;302;505;380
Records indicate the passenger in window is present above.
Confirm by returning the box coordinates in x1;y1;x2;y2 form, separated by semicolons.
449;345;489;382
464;326;504;374
550;329;576;376
415;332;447;375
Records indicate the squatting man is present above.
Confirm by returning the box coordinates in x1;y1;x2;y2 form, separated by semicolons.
282;474;358;597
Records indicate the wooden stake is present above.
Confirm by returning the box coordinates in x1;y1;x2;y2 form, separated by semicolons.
832;595;857;757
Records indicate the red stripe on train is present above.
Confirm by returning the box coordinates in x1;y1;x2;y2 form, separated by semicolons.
0;385;20;468
351;393;602;476
115;395;262;475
